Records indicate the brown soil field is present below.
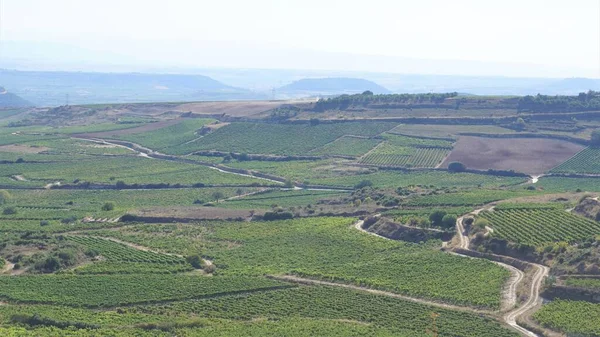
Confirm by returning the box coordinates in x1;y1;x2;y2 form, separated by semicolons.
175;100;310;117
0;144;49;153
442;136;585;175
74;118;183;138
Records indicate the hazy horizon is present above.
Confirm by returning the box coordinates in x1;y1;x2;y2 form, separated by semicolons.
1;0;600;79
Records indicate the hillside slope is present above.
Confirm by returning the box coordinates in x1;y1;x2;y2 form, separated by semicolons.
0;86;31;107
278;77;391;96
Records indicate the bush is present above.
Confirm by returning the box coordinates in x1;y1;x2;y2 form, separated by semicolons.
61;216;77;224
2;207;17;215
39;220;50;227
441;214;457;229
474;218;491;229
263;211;294;221
429;210;447;226
0;190;11;205
101;202;115;211
186;255;203;269
354;180;373;189
447;161;466;172
34;256;61;273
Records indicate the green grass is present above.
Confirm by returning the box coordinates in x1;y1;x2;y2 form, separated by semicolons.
534;300;600;336
479;208;600;246
90;217;510;308
167;122;398;155
222;189;348;209
0;274;288;307
310;136;381;156
537;176;600;192
0;156;268;187
404;189;540;207
115;118;216;150
564;277;600;289
389;124;516;139
551;147;600;174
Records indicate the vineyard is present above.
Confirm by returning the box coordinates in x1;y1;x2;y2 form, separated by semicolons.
534;300;600;336
115;118;216;150
136;286;519;337
90;217;510;308
478;208;600;246
403;189;539;207
310;136;381;156
551;147;600;174
66;236;185;264
564;277;600;289
360;147;449;168
0;274;288;307
166;122;398;155
537;176;600;192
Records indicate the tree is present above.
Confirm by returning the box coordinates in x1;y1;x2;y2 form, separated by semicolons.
236;188;244;196
429;210;447;226
186;255;203;269
362;90;374;96
592;130;600;147
474;218;490;229
447;162;466;173
441;214;457;229
212;191;225;202
0;190;11;205
101;202;115;211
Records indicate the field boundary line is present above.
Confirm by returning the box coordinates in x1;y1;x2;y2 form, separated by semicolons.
267;274;494;316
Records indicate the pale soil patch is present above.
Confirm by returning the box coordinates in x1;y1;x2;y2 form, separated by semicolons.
176;100;309;117
497;192;585;205
442;136;584;175
0;144;49;153
11;175;27;181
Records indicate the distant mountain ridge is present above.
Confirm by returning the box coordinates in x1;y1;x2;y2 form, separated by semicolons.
0;86;32;107
0;69;265;106
278;77;390;96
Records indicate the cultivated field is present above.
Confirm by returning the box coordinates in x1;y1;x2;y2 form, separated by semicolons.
442;136;585;175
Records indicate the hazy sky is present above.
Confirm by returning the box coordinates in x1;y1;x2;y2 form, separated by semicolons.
2;0;600;77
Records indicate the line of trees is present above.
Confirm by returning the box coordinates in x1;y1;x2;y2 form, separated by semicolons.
314;92;458;111
517;91;600;113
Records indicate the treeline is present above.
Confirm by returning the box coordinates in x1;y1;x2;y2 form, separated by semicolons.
314;92;458;111
517;91;600;113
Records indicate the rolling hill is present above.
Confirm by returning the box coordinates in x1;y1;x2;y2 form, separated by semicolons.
0;86;32;107
278;77;391;96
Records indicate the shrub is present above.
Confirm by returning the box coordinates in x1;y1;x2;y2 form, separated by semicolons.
101;202;115;211
0;190;11;205
263;211;294;221
119;214;137;222
429;210;447;226
441;214;457;229
39;220;50;227
447;161;466;172
34;256;61;273
2;207;17;215
354;180;373;189
61;216;78;224
186;255;203;269
474;218;491;229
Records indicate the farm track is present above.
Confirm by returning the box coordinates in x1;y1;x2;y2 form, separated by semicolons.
455;211;549;337
268;274;493;316
73;137;353;191
356;216;548;337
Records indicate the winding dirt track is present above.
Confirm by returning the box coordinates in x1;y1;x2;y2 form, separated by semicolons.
456;213;549;337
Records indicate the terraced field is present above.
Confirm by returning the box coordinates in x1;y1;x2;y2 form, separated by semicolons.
310;136;381;156
478;207;600;246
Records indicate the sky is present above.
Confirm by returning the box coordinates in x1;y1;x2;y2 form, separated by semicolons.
1;0;600;77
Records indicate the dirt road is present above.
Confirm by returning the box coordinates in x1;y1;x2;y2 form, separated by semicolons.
455;212;548;337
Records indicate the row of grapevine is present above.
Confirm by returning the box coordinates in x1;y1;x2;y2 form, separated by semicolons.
551;147;600;174
67;236;185;264
360;147;449;168
479;209;600;246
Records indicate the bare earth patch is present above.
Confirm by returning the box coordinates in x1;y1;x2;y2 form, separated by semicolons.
0;144;49;153
176;100;309;117
442;136;584;175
